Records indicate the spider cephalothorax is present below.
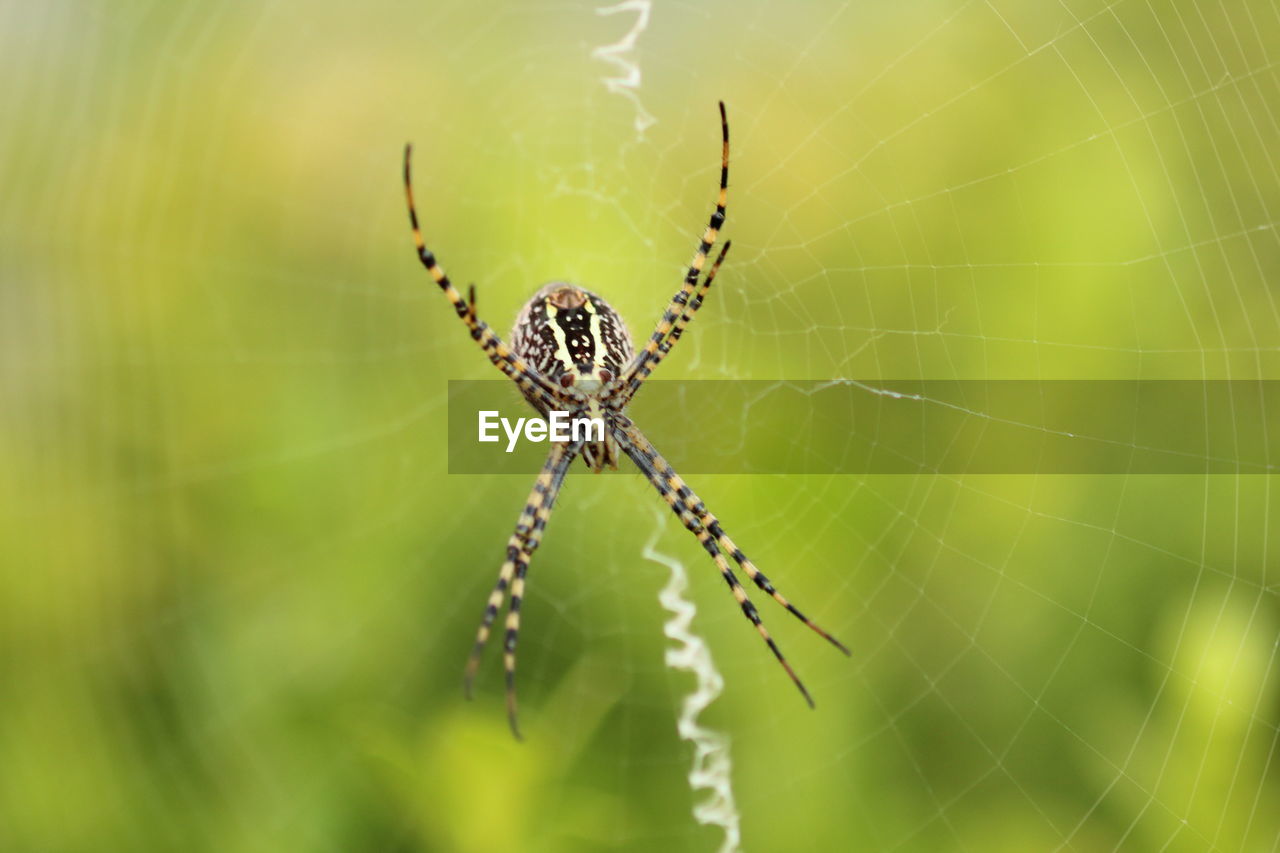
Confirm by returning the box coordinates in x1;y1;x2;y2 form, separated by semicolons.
404;102;849;739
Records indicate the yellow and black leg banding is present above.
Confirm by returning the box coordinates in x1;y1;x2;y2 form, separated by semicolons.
403;143;567;412
616;240;733;409
462;441;581;739
613;424;833;708
616;102;731;403
623;424;851;658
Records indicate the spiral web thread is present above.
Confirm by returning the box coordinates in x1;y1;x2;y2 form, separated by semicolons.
591;0;656;134
643;505;743;853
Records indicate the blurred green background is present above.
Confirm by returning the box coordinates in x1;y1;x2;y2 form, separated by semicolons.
3;0;1279;850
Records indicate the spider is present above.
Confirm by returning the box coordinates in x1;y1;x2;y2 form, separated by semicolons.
404;102;850;739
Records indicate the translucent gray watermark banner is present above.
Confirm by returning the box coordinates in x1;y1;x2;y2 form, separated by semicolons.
447;380;1280;474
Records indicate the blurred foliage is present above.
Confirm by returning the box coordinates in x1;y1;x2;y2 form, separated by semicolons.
2;0;1279;850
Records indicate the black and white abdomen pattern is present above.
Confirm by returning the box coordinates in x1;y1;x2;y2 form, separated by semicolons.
511;282;635;391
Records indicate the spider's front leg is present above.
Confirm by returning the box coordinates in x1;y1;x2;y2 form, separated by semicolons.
403;145;570;413
612;102;730;405
611;239;731;409
463;440;581;739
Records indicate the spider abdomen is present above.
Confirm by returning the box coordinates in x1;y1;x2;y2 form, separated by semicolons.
511;283;634;392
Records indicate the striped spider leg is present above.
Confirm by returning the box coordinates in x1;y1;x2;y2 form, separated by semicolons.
610;101;730;407
404;144;597;738
404;144;575;413
611;418;850;706
616;239;731;408
604;103;846;703
462;439;583;739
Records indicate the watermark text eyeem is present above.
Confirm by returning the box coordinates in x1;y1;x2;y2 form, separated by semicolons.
478;410;605;452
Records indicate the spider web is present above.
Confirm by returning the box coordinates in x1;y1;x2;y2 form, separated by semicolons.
3;0;1280;851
